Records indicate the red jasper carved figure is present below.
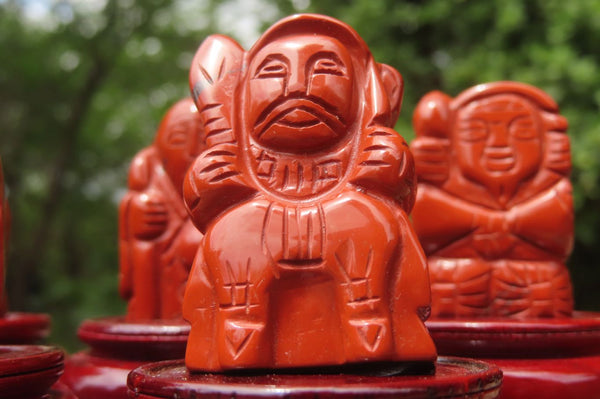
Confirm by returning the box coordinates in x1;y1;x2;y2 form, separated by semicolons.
411;82;574;318
119;98;204;321
182;14;436;371
62;100;201;398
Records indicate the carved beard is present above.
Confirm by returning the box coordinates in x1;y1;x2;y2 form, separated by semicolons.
252;97;347;153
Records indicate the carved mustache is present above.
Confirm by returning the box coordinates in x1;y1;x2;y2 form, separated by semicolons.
253;97;346;138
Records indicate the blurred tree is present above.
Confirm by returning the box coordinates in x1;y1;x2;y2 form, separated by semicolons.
1;0;600;351
0;0;227;349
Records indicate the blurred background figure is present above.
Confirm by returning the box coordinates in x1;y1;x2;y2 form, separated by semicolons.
1;0;600;350
119;97;204;321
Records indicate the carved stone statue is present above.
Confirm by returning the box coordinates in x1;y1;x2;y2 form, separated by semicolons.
411;82;574;318
182;14;436;371
119;98;204;321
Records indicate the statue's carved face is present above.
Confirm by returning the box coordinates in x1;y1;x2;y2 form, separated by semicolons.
454;94;543;187
245;35;355;153
157;102;203;192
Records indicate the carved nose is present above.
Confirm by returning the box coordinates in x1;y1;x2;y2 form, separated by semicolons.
286;72;307;95
487;123;509;148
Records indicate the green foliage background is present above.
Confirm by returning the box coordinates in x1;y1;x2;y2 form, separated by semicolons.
1;0;599;351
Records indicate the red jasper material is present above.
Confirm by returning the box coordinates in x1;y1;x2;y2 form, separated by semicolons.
411;82;573;319
62;97;204;398
183;13;435;372
413;82;600;397
119;98;204;321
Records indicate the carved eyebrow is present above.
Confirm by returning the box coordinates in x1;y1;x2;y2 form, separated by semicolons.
458;117;487;126
253;54;290;78
510;115;535;125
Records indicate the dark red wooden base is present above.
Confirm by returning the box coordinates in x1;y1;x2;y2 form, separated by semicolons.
126;357;502;398
48;381;79;399
427;311;600;399
0;312;51;344
61;316;189;399
0;345;64;399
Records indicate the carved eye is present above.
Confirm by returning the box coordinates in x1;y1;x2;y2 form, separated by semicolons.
167;123;189;146
458;119;488;142
312;57;345;76
510;116;537;140
254;58;288;79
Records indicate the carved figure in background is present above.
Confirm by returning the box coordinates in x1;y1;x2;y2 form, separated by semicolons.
119;98;204;321
411;82;573;318
182;14;436;371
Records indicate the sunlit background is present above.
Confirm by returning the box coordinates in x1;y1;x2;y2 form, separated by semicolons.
2;0;600;350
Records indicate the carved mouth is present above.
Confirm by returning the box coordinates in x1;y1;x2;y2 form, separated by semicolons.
252;100;346;152
254;98;345;139
484;148;515;171
485;157;515;171
276;109;322;128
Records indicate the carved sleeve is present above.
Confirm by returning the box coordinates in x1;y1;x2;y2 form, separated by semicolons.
118;148;162;300
411;185;479;256
350;126;416;213
410;136;450;185
510;178;574;260
183;143;257;233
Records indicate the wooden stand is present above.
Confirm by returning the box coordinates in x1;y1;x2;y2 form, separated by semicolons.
0;312;74;398
0;312;50;344
0;345;64;399
61;316;189;399
427;311;600;398
126;357;502;398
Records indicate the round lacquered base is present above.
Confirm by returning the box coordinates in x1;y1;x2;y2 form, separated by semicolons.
62;352;144;399
0;312;51;344
0;345;64;399
61;316;189;399
48;381;79;399
127;357;502;399
427;311;600;399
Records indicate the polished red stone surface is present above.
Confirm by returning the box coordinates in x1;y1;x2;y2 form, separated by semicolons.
62;316;189;398
411;82;573;318
0;345;64;399
127;357;502;398
183;13;435;372
427;312;600;398
119;98;204;321
411;82;600;397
